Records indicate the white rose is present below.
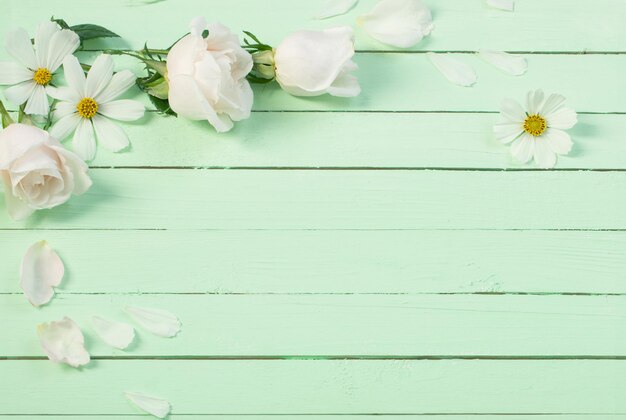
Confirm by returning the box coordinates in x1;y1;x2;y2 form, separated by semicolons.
274;26;360;97
0;123;92;220
166;17;253;132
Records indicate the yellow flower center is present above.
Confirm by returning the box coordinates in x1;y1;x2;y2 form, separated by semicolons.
32;68;52;85
76;98;99;119
523;114;547;137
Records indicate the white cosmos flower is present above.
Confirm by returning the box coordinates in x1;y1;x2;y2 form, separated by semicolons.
494;89;577;168
0;21;79;115
48;54;145;161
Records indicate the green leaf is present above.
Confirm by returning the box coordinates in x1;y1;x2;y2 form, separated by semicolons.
50;17;71;30
246;74;275;84
149;95;176;117
69;24;121;42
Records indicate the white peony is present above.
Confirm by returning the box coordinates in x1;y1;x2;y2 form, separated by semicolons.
274;26;360;97
167;17;253;132
0;123;92;220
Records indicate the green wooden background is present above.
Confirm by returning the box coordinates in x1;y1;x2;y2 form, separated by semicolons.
1;0;626;418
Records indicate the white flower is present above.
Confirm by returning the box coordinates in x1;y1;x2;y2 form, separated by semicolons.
37;317;90;368
48;54;145;161
494;89;577;168
20;240;64;307
0;123;92;220
0;21;79;115
167;17;253;133
274;27;360;97
357;0;433;48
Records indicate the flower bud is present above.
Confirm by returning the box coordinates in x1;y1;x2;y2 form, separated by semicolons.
251;49;276;80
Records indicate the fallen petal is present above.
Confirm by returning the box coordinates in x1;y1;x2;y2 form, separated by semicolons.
20;240;64;307
427;53;477;87
125;305;181;338
92;316;135;349
37;317;90;368
315;0;359;19
358;0;433;48
486;0;514;11
125;392;171;418
478;49;527;76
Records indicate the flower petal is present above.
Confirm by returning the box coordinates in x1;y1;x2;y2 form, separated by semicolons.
486;0;514;11
493;121;523;144
315;0;359;19
358;0;433;48
85;54;114;98
94;70;137;104
34;21;60;68
5;28;37;69
62;55;86;98
50;145;93;195
98;99;145;122
20;240;64;306
2;173;35;220
45;28;80;72
546;107;577;130
0;61;33;84
125;306;181;338
510;133;535;164
426;53;477;87
544;128;573;155
124;392;171;418
24;85;50;116
92;115;130;153
499;98;526;122
50;113;81;141
37;317;90;368
478;50;527;76
526;89;544;115
538;93;565;116
533;137;557;168
72;118;97;161
4;81;36;106
92;316;135;349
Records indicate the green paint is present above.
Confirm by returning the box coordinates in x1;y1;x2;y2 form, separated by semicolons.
1;0;625;417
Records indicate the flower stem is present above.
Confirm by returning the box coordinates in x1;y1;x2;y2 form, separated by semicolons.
0;100;14;128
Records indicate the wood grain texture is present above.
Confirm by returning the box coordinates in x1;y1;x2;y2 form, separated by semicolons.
2;294;626;357
4;417;625;420
83;113;626;170
2;169;625;230
1;230;625;294
3;0;625;52
1;360;625;414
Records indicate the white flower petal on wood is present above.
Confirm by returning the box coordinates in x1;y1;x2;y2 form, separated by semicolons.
486;0;514;11
20;240;64;306
37;317;90;368
315;0;359;19
92;316;135;349
478;50;527;76
426;53;477;87
125;305;181;337
125;392;171;418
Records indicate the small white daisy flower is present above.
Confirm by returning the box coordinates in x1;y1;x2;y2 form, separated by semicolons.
494;89;577;168
0;21;79;115
49;54;145;161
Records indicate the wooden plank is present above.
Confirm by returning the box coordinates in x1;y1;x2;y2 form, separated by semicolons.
1;169;625;230
1;360;626;414
4;0;625;52
2;294;626;357
83;113;626;170
2;417;625;420
1;230;625;294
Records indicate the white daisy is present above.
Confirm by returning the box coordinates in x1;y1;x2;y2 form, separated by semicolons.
0;21;79;115
49;54;145;161
494;89;577;168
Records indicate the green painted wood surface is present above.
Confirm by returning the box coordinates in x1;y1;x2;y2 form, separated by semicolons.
2;294;626;357
1;0;625;417
2;169;626;230
2;230;625;294
2;360;626;414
